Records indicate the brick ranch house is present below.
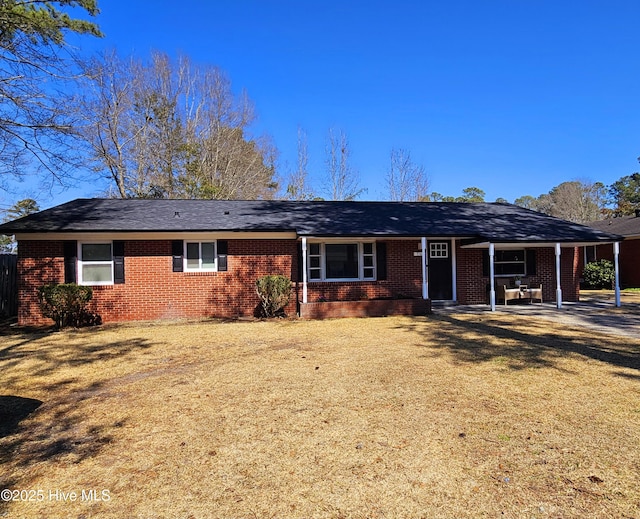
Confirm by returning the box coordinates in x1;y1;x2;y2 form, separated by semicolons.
584;210;640;288
0;199;623;326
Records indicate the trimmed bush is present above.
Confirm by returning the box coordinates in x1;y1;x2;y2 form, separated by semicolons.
38;283;100;329
256;275;292;317
582;259;615;289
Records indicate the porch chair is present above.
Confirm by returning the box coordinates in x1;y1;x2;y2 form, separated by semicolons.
497;285;521;305
528;284;543;303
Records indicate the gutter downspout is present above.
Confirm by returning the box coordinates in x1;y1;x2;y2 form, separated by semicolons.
555;243;562;309
489;243;496;311
451;240;458;303
421;237;428;300
301;237;308;304
614;241;621;307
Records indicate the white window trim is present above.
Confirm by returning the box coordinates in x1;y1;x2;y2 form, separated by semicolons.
429;242;449;259
584;245;597;265
78;241;114;286
307;241;376;282
184;240;218;272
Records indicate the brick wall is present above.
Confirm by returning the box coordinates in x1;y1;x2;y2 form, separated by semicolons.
300;298;431;319
17;238;585;326
620;239;640;287
455;245;484;304
18;241;65;326
18;239;298;326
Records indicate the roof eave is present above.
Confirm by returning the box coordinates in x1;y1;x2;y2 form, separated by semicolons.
461;239;624;249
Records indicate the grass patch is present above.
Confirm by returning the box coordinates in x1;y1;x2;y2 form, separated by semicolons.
581;288;640;303
1;314;639;518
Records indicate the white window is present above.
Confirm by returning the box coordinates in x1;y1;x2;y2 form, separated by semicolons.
585;245;597;264
307;242;376;281
494;249;526;276
79;242;113;285
308;243;322;280
430;242;449;258
185;241;217;271
362;242;375;279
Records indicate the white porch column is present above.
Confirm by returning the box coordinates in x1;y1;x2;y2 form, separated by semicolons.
301;237;308;304
614;241;621;307
421;237;428;299
489;243;496;311
451;240;458;303
555;243;562;309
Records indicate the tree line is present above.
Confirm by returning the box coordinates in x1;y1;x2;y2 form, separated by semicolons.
0;1;432;204
1;0;639;241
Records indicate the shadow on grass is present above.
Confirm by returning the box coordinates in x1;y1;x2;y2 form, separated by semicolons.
0;326;160;512
0;396;43;437
398;313;640;371
0;326;156;388
0;391;124;515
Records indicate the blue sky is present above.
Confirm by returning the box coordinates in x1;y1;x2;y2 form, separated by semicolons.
7;0;640;208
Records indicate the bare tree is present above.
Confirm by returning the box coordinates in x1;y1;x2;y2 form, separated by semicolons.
325;128;363;201
133;52;186;198
190;71;278;199
0;1;101;189
535;180;606;223
386;148;429;201
75;50;140;198
74;50;278;199
284;127;315;200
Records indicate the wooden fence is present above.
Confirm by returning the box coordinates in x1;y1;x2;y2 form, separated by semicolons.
0;254;18;317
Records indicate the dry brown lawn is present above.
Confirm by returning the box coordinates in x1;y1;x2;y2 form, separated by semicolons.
581;289;640;305
1;306;639;518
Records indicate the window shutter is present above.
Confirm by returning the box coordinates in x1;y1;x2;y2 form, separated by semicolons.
297;242;303;282
113;241;125;284
482;250;489;276
217;240;228;271
63;241;77;283
172;240;184;272
376;242;387;281
526;249;537;275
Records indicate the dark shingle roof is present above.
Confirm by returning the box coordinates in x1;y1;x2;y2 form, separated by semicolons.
587;215;640;238
0;198;623;243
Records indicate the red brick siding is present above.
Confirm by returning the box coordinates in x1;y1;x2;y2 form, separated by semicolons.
18;239;298;326
17;238;584;326
455;245;484;304
18;241;66;326
300;298;431;319
620;239;640;287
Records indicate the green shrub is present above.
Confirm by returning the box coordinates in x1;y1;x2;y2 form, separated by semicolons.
582;259;615;289
38;283;100;329
255;275;292;318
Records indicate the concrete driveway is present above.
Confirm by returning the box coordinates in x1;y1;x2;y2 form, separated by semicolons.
435;296;640;339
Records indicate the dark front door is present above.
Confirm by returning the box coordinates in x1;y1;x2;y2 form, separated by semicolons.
428;240;453;300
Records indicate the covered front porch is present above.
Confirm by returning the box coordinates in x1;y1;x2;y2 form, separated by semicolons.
461;240;624;311
295;236;624;318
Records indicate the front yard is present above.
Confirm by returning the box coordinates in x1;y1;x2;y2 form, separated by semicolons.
1;310;639;518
